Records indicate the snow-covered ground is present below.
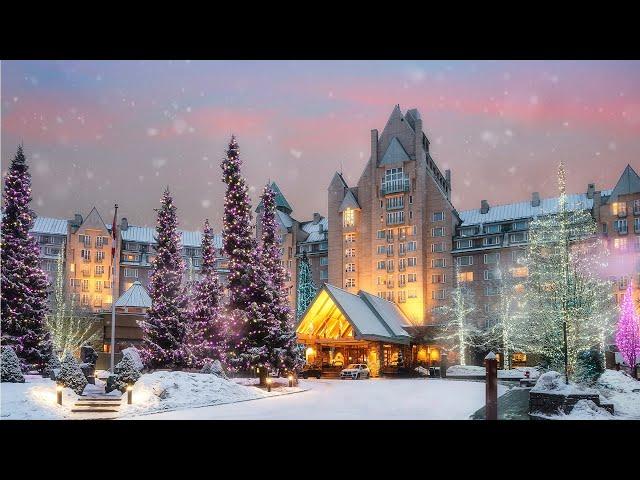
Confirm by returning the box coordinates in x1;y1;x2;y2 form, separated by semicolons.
595;370;640;419
447;365;540;379
128;378;509;420
0;375;77;420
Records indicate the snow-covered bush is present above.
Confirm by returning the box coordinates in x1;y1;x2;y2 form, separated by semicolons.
57;352;88;394
201;359;228;379
121;347;144;371
1;346;25;383
106;355;142;393
415;366;429;377
574;348;604;385
563;399;613;420
42;351;62;379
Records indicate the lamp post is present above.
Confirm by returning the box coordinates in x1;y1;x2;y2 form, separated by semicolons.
56;383;63;405
266;377;272;392
288;374;294;388
127;384;133;404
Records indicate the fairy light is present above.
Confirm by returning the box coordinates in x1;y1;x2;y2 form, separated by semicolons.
616;283;640;374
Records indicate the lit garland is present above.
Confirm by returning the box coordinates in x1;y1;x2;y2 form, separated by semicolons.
615;283;640;374
296;251;317;320
138;187;189;369
1;145;52;372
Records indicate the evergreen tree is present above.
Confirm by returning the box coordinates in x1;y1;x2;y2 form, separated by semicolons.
106;355;141;393
1;145;52;372
435;264;480;366
42;351;62;380
296;251;317;319
615;283;640;378
185;219;224;368
575;346;605;385
139;187;188;369
57;352;88;395
516;162;616;382
1;346;25;383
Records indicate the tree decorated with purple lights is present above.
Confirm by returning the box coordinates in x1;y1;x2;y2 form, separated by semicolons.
139;187;189;369
615;283;640;378
1;145;52;372
184;219;224;368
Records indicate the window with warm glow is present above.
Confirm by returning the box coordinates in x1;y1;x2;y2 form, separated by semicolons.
457;271;474;282
343;208;355;227
511;266;528;277
512;352;527;362
612;202;627;216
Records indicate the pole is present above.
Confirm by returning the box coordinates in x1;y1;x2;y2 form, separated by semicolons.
110;204;119;372
485;351;498;420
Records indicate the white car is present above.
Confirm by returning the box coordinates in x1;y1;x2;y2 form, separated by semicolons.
340;364;370;380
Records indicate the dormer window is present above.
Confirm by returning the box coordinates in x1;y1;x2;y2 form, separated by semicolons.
343;208;355;228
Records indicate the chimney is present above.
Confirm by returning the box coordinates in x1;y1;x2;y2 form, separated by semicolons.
587;183;595;199
531;192;540;207
120;217;129;231
480;200;490;214
313;212;321;224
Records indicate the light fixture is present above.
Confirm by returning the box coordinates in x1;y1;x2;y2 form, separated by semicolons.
127;384;133;404
288;374;293;387
56;383;63;405
266;377;272;392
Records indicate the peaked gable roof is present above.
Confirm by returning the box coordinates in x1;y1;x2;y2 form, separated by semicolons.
79;207;109;232
256;182;293;214
338;188;361;212
609;164;640;201
114;281;152;308
379;136;410;166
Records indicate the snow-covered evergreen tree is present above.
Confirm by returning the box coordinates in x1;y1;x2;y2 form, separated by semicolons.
516;162;616;382
1;145;52;372
435;263;480;366
296;251;317;319
42;351;62;379
106;355;141;393
185;219;224;368
1;346;25;383
57;352;88;394
139;187;189;369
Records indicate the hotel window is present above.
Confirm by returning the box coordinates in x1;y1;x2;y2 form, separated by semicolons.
81;249;91;261
398;274;406;286
345;263;356;272
459;226;478;237
385;291;394;302
386;229;395;242
613;238;627;251
483;236;501;246
94;296;102;308
377;245;386;255
95;265;105;276
635;218;640;233
377;230;386;239
408;290;417;299
411;225;417;236
512;266;528;278
81;294;90;306
44;246;61;256
123;253;139;262
409;196;413;205
79;234;91;246
512;250;526;263
95;280;102;292
345;248;356;257
408;257;417;267
398;291;406;303
387;211;405;225
509;232;529;243
431;227;445;237
408;273;417;282
456;239;473;249
345;233;356;243
457;271;473;282
484;252;500;264
612;202;627;217
96;251;105;262
484;269;501;281
432;290;446;300
345;278;356;288
383;167;405;186
512;221;528;231
407;241;417;252
70;278;80;288
431;258;446;268
95;236;106;248
377;276;385;286
343;208;355;227
615;219;628;234
399;243;406;256
485;224;502;234
634;200;640;215
377;261;386;270
386;260;394;272
124;268;138;278
431;243;444;253
485;285;498;296
386;195;404;210
386;275;394;288
432;211;445;222
320;257;328;266
456;256;473;266
81;279;89;292
399;258;407;271
431;274;446;284
387;244;394;256
124;242;139;251
320;270;328;280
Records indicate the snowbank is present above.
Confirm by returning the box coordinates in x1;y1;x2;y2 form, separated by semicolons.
447;365;540;379
0;375;77;420
596;370;640;419
556;400;614;420
120;371;303;417
531;371;598;396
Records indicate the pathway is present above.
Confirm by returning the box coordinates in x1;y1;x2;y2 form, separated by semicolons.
71;381;123;419
470;386;531;420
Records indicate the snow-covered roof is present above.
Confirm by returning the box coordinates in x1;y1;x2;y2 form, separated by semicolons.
459;192;595;226
31;216;68;236
360;291;412;332
114;281;152;308
120;225;222;248
276;210;294;229
300;217;328;243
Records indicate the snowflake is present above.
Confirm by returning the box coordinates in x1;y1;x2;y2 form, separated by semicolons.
289;149;302;159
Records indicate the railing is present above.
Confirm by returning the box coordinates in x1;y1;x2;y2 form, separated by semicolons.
381;177;410;196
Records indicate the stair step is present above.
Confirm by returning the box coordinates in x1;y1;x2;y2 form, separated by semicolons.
79;397;122;401
75;403;122;407
71;408;120;413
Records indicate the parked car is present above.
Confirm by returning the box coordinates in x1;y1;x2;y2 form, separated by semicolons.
299;365;322;379
340;364;370;380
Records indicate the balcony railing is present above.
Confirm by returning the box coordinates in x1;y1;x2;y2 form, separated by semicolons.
381;177;410;196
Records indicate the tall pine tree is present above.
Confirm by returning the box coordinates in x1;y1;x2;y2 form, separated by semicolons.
185;219;224;368
139;187;188;369
1;145;52;372
296;251;317;320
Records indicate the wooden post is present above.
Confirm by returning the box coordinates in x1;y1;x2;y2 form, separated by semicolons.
485;351;498;420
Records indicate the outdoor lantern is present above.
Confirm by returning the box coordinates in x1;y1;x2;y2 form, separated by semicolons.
127;384;133;404
266;377;272;392
56;383;63;405
288;374;293;387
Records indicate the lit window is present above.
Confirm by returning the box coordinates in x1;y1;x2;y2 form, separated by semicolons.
612;202;627;217
345;248;356;257
457;271;473;282
95;265;105;276
614;238;628;250
343;209;355;227
512;266;528;278
345;233;356;243
345;278;356;288
345;263;356;272
408;273;417;282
